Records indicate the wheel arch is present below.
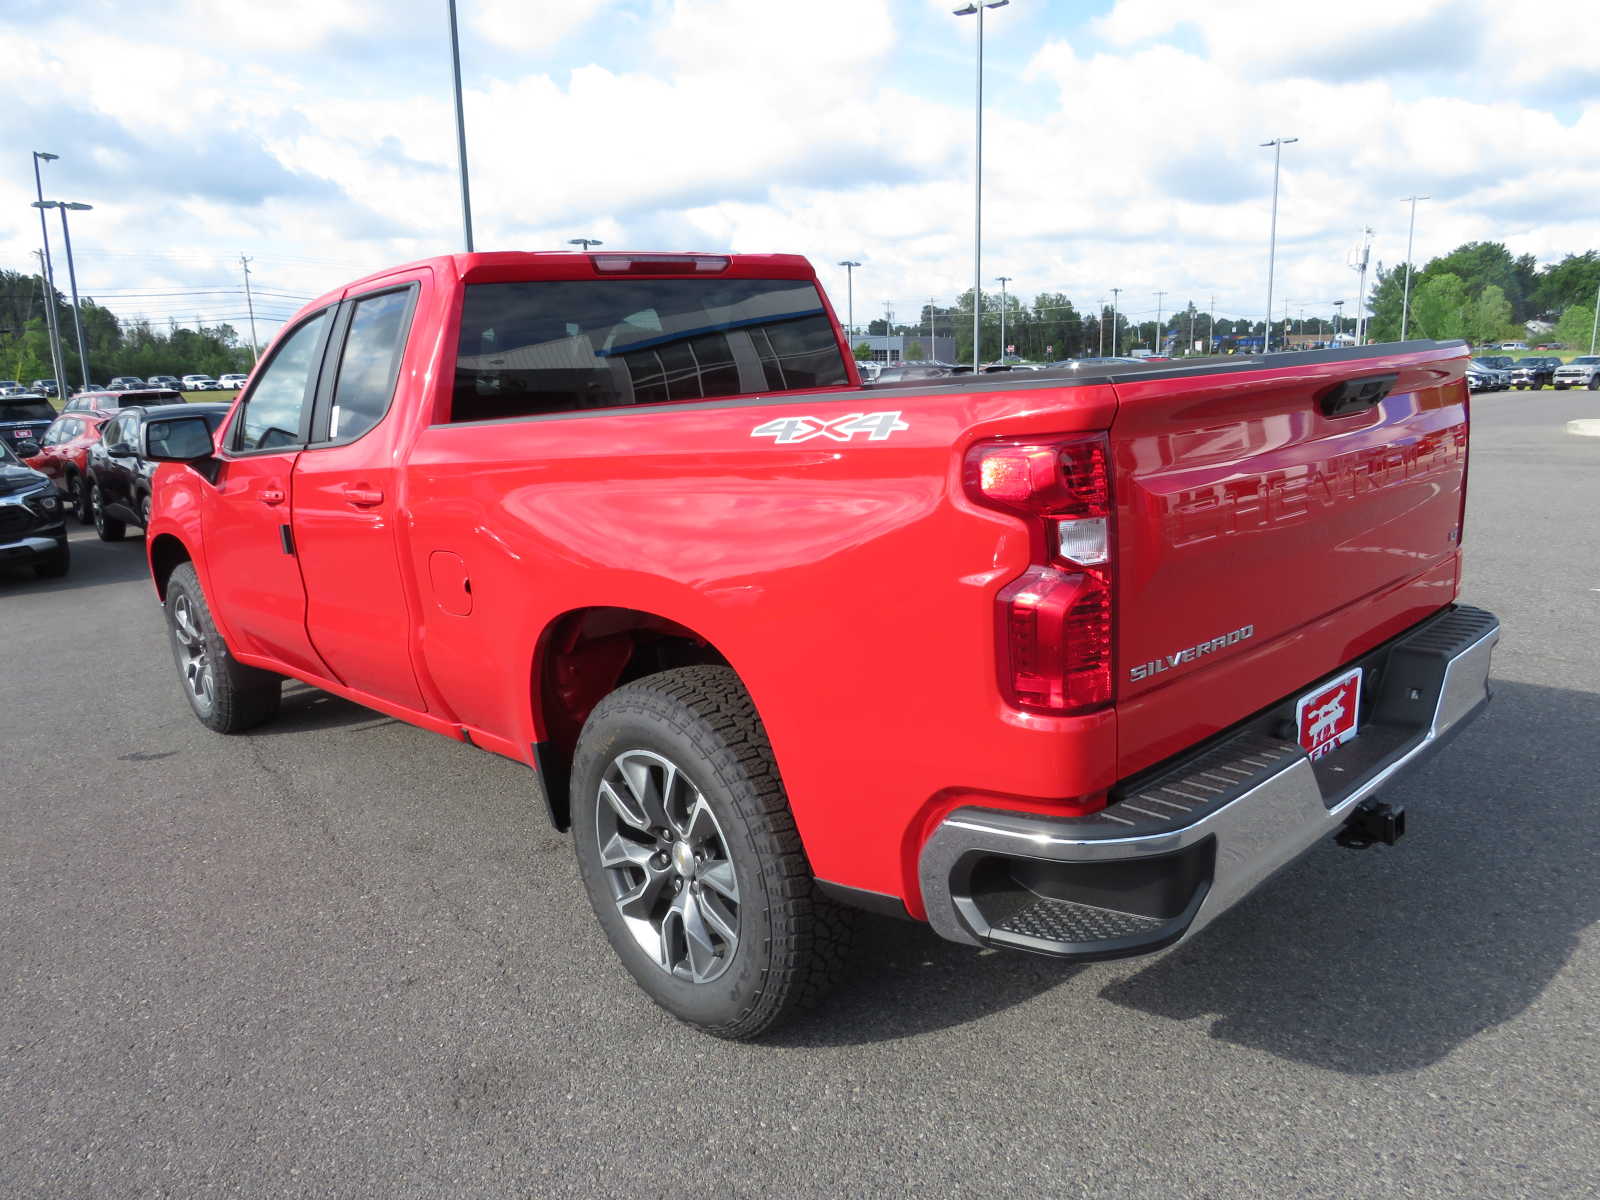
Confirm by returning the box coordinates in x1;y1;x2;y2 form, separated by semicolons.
147;532;194;601
528;605;734;832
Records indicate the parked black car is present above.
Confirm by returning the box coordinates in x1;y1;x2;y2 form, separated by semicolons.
29;379;59;398
0;393;58;453
1510;357;1562;389
84;403;229;541
0;437;69;578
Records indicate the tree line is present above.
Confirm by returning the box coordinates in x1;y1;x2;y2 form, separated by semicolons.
852;240;1600;362
0;269;253;386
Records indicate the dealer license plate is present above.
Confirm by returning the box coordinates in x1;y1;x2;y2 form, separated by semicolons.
1295;667;1362;760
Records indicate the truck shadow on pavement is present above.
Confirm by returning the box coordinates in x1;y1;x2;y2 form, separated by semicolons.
1098;679;1595;1074
775;680;1595;1063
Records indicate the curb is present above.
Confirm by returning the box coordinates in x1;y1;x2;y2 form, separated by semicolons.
1565;419;1600;438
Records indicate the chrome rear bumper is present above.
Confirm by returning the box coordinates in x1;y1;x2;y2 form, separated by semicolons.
918;605;1500;958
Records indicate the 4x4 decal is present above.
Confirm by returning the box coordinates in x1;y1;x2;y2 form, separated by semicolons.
751;411;909;445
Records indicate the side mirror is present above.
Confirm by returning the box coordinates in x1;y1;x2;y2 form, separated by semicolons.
142;414;217;463
106;442;135;458
15;440;40;458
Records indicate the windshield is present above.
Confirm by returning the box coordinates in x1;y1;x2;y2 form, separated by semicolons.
1570;357;1600;365
0;399;56;422
450;277;849;422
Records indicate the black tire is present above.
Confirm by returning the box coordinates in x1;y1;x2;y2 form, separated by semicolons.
90;481;126;542
33;540;69;579
1589;377;1600;391
65;472;91;524
570;666;853;1039
164;562;281;733
137;490;152;529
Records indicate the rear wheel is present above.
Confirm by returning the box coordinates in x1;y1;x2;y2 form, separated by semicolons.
1589;377;1599;391
571;666;852;1039
137;491;153;528
90;481;126;542
165;563;281;733
65;473;91;524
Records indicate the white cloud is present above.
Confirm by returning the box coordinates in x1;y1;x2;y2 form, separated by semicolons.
0;0;1595;344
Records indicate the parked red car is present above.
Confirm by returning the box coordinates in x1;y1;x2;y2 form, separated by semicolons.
60;388;182;418
25;411;109;523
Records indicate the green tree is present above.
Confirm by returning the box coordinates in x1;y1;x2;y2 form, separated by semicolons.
1535;253;1600;319
851;341;873;360
1425;242;1525;318
904;339;926;359
1463;285;1516;347
1553;304;1596;353
1409;273;1469;341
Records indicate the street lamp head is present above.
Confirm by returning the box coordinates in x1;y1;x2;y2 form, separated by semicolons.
838;260;861;268
63;202;92;211
567;237;601;248
34;151;59;162
1259;137;1299;147
30;200;59;210
953;0;1007;14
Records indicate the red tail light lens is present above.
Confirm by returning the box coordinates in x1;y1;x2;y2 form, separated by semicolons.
965;435;1114;716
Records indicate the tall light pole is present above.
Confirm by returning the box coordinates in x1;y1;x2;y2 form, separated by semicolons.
446;0;475;252
995;275;1011;363
955;0;1008;374
1153;289;1166;355
1260;136;1298;353
1399;194;1430;340
1097;295;1105;356
1333;299;1345;343
928;296;938;360
31;151;68;395
1110;287;1122;356
33;200;92;388
1590;279;1600;356
1208;292;1216;355
239;253;259;364
837;260;861;344
568;237;603;251
1351;225;1374;344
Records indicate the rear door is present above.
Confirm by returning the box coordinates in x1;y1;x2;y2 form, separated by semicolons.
291;274;427;710
1108;346;1469;776
204;308;336;678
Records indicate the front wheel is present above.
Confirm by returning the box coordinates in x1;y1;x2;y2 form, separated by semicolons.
1589;377;1600;391
571;666;852;1039
165;563;282;733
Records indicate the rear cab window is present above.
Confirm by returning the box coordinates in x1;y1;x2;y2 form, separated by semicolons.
446;276;849;423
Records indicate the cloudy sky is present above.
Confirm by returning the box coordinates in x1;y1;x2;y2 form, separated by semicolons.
4;0;1597;343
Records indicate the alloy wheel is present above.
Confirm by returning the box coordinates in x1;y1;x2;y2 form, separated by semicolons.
170;592;215;710
594;749;740;983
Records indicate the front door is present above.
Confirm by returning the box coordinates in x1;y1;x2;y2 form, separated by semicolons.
203;308;335;678
292;279;427;710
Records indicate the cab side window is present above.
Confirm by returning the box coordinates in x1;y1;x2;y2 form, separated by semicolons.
234;310;331;452
326;288;413;442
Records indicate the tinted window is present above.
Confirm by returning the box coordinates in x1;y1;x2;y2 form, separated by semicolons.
449;278;848;423
328;288;412;440
0;399;56;422
235;311;329;451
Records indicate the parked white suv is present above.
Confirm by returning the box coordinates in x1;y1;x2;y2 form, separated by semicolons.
217;373;249;390
180;374;220;392
1552;357;1600;390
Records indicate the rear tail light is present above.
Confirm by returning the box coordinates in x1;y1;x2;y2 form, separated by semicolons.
590;254;731;275
965;435;1113;715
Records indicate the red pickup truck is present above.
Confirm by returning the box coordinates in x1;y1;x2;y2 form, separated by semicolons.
139;251;1499;1038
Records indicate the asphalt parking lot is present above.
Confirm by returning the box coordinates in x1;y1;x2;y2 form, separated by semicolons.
3;387;1597;1199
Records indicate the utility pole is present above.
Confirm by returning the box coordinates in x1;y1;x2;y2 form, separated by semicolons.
1208;293;1216;355
1351;225;1374;344
995;276;1011;363
838;261;861;344
1399;194;1430;340
446;0;475;251
1153;290;1166;355
31;151;68;395
884;301;894;358
1110;287;1122;356
239;253;259;364
1097;296;1105;356
1187;306;1196;356
1260;136;1298;354
1590;279;1599;356
928;297;938;361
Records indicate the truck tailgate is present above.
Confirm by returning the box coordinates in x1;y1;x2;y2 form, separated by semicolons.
1108;345;1469;778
